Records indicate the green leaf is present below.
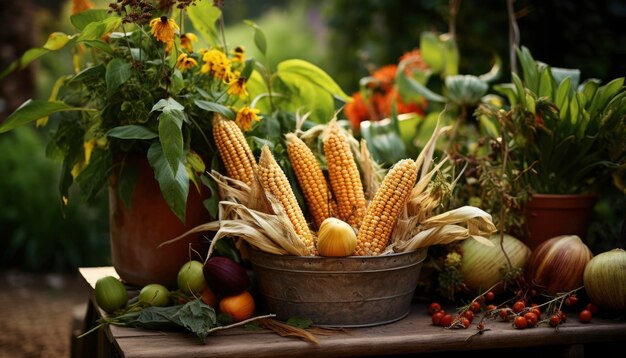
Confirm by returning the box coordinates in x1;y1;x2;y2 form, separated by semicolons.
194;100;235;120
440;34;459;76
396;68;446;103
171;300;218;342
70;9;110;31
0;100;90;134
538;67;554;99
240;57;256;81
106;58;131;97
555;77;572;119
286;316;313;329
276;59;351;102
81;39;113;54
152;98;185;113
71;64;106;83
43;32;74;50
274;71;334;123
118;161;138;209
148;142;189;222
158;108;185;175
187;0;221;47
512;73;526;108
106;125;158;140
244;20;267;56
75;148;112;202
445;75;488;106
588;77;625;115
478;52;502;83
77;16;122;42
420;31;444;74
551;66;580;90
517;46;539;92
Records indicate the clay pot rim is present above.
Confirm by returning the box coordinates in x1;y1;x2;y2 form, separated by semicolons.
527;193;598;209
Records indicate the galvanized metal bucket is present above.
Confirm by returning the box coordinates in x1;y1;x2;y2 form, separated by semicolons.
248;248;428;327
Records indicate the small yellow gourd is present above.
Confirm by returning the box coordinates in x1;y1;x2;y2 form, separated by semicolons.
316;218;357;257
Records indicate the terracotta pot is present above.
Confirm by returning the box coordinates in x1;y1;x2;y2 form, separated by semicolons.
524;194;597;251
108;155;211;289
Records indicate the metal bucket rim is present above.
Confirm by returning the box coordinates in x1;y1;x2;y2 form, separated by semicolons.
248;247;427;263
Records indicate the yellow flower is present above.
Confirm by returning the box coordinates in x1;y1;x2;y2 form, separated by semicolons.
149;16;179;52
227;76;248;98
72;0;93;14
200;49;232;81
176;53;198;71
235;107;261;131
231;46;245;63
180;33;198;52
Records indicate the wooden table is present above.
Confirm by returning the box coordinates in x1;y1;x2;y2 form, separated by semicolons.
74;267;626;358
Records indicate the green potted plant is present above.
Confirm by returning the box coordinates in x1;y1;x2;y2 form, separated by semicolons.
0;0;349;287
475;46;626;249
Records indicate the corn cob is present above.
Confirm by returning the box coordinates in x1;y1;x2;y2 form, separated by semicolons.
213;114;257;185
356;158;418;256
286;133;337;229
258;145;315;252
323;121;367;227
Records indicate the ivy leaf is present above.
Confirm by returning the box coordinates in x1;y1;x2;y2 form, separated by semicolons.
106;58;131;97
187;0;221;46
106;125;159;140
0;100;92;134
147;142;189;223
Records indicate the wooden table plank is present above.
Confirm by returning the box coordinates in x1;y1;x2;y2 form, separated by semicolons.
78;267;626;358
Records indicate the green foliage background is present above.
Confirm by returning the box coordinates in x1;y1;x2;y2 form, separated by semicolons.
0;0;624;271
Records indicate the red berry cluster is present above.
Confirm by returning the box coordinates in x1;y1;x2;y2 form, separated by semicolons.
428;291;495;329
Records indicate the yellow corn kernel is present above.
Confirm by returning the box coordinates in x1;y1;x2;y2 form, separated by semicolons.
258;145;315;252
356;159;418;256
286;133;337;229
213;114;257;185
323;121;366;227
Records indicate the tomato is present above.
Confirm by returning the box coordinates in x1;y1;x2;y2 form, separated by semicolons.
440;314;453;327
432;311;445;326
484;291;495;301
512;301;525;313
463;310;475;322
514;316;528;329
565;294;579;307
585;303;599;314
549;314;561;327
523;312;538;327
485;304;497;312
578;309;592;323
428;302;442;315
469;301;481;313
499;309;510;321
459;317;471;329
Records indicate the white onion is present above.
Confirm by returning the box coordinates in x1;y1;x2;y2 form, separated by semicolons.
583;248;626;311
461;233;531;292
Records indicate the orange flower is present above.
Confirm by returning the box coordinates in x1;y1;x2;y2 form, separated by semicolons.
399;49;429;76
176;53;198;71
201;49;232;81
149;16;179;52
235;107;261;131
344;92;371;130
72;0;93;14
231;46;245;63
180;33;198;52
227;76;248;98
371;64;397;92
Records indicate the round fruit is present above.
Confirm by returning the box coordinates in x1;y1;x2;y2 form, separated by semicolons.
95;276;128;313
139;283;171;307
579;309;592;323
219;290;255;322
428;302;442;315
203;256;250;296
177;260;208;295
514;316;528;329
439;314;453;327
